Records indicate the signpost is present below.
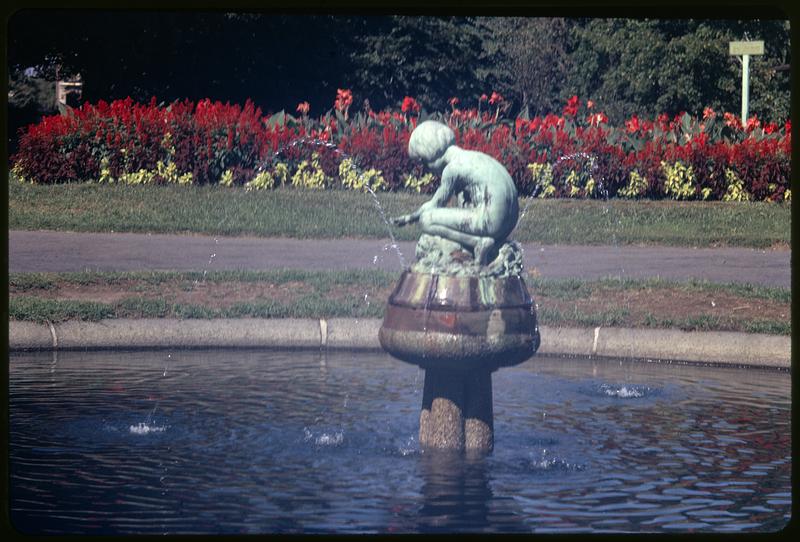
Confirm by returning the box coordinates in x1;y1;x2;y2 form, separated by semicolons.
729;40;764;125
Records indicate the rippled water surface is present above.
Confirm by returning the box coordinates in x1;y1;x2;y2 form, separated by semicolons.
9;349;791;534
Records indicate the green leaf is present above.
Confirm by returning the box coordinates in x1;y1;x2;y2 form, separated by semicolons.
334;109;347;129
58;102;75;118
681;112;692;134
266;110;286;129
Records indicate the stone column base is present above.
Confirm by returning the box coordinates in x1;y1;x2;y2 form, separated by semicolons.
419;369;493;452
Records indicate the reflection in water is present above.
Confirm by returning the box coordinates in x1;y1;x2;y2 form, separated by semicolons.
419;450;491;531
417;450;529;533
8;349;791;534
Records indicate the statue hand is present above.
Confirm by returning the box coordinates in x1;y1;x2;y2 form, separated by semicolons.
391;214;411;227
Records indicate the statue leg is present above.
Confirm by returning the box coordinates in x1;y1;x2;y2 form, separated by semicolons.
419;208;496;264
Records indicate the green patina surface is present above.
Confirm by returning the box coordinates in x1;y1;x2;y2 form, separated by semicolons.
391;121;521;266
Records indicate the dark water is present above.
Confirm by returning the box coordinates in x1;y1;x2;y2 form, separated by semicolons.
8;349;791;534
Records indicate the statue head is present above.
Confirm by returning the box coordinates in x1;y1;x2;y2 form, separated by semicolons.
408;120;456;174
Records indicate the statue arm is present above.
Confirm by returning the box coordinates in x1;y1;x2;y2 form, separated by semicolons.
392;201;431;226
428;167;457;207
392;167;457;227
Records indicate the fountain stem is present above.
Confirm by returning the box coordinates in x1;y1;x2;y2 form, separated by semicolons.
420;369;493;451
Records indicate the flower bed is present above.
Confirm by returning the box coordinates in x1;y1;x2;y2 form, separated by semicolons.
10;92;791;201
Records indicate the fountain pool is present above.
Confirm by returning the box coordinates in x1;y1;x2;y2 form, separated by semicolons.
8;348;790;534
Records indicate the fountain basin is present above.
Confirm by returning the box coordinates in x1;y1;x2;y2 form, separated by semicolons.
8;349;791;534
379;271;540;372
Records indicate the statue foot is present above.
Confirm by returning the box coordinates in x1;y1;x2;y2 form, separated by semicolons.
474;237;495;266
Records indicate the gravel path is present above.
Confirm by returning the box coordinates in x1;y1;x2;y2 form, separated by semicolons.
9;230;791;288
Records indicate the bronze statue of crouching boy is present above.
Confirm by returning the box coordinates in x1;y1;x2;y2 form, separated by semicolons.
392;120;519;266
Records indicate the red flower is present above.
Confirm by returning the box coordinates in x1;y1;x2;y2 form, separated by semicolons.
401;96;420;114
724;112;742;130
489;92;503;105
785;120;791;133
587;112;608;126
745;116;761;132
448;97;459;107
672;112;687;126
764;123;778;134
479;94;488;102
296;101;310;115
515;117;529;136
587;100;594;110
702;107;715;120
334;89;353;112
692;132;709;147
563;95;579;116
625;115;641;133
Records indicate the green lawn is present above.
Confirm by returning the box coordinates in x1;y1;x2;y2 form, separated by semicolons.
8;180;791;248
9;270;790;335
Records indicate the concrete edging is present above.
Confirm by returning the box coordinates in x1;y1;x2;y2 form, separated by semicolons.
9;318;790;369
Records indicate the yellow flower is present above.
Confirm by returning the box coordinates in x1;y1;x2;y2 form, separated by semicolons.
95;157;114;184
339;158;387;192
721;169;750;202
661;161;697;200
156;160;176;182
273;163;289;185
585;177;596;197
620;170;648;198
220;169;234;187
539;184;556;198
527;162;556;198
338;158;359;188
565;170;581;198
11;163;31;184
403;172;436;193
161;132;175;158
291;161;308;187
245;170;275;191
292;153;328;189
119;169;155;185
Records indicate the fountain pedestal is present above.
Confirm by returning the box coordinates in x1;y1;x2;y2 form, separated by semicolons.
420;368;493;450
379;271;540;452
382;120;540;452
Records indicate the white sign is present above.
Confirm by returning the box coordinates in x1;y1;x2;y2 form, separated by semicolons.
729;41;764;56
729;41;764;124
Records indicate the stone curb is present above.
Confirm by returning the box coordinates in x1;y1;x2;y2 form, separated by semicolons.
9;318;790;369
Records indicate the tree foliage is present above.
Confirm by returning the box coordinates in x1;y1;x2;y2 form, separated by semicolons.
7;12;791;125
477;17;574;117
7;11;364;112
8;72;56;112
566;19;791;123
348;16;491;111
